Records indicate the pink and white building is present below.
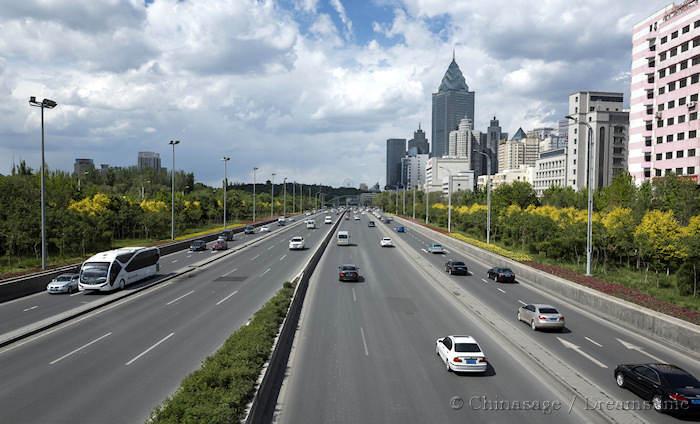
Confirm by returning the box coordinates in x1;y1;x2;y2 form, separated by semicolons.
630;0;700;184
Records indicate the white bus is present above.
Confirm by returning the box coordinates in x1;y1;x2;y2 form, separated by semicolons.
79;247;160;292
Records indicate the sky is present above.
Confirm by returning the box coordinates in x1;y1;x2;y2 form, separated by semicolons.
0;0;672;187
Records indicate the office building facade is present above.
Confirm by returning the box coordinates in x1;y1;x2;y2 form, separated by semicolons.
386;138;406;189
432;56;476;158
533;148;568;196
137;152;161;171
408;124;430;155
73;158;95;175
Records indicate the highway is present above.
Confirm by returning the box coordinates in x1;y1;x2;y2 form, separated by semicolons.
0;213;335;424
0;219;299;336
276;214;589;424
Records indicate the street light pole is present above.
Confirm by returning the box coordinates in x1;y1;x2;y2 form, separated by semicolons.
475;150;492;244
271;173;276;217
283;177;287;217
566;115;594;276
439;167;453;232
222;157;230;229
29;96;57;270
252;167;258;222
292;181;296;214
168;140;180;240
412;185;416;220
425;189;430;224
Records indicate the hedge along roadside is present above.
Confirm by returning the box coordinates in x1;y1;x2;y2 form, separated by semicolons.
148;211;345;424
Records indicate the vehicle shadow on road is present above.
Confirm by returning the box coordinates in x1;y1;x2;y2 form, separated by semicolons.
454;363;496;377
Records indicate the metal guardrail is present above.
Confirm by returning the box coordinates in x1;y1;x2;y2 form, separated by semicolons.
0;219;279;303
245;210;344;424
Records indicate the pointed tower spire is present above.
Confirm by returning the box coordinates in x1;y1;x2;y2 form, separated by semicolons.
452;47;455;61
418;122;421;130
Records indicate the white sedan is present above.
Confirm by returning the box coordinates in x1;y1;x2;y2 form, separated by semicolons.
288;236;305;250
435;335;488;373
380;237;393;247
259;226;270;232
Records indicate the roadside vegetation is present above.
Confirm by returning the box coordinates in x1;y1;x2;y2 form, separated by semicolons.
374;173;700;321
149;281;295;423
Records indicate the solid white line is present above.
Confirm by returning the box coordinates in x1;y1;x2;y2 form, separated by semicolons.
261;268;271;276
481;278;488;284
222;268;238;277
279;254;287;261
517;300;527;305
216;290;239;306
171;260;178;263
585;337;603;347
352;287;357;302
497;288;506;294
23;306;38;312
251;254;260;261
125;332;174;366
50;332;112;365
166;290;195;305
360;327;369;356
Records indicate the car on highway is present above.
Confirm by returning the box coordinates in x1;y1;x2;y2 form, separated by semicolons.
47;273;80;294
244;225;255;235
345;215;350;220
380;237;393;247
337;230;350;246
212;239;228;251
306;220;316;229
383;217;392;224
277;217;287;226
189;240;207;251
353;215;360;221
517;304;565;331
289;236;305;250
427;243;445;254
487;267;515;283
435;335;488;373
219;229;235;241
338;264;360;282
445;260;468;275
367;220;375;227
394;226;406;233
259;225;270;232
324;216;333;224
614;363;700;413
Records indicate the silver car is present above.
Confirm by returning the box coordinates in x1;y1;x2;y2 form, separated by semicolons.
47;273;80;294
517;304;566;331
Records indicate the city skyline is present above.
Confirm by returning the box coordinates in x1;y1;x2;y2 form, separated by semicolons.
0;0;673;187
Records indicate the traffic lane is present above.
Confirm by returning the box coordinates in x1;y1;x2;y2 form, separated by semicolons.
0;216;317;335
0;217;331;423
280;222;579;424
393;223;697;423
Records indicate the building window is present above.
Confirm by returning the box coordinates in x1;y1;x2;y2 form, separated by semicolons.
658;120;664;127
657;136;663;144
679;97;686;106
668;100;675;109
669;81;676;92
672;30;678;39
661;35;668;43
682;41;689;52
678;132;685;140
656;153;663;160
693;74;700;84
645;137;652;146
684;25;690;33
691;130;697;138
692;94;699;101
695;38;700;47
644;168;651;178
656;169;663;176
660;52;667;61
679;115;686;123
589;106;594;112
659;68;666;78
667;152;673;159
667;134;674;142
659;103;666;111
666;169;672;175
681;60;688;70
695;20;700;28
677;150;684;158
670;64;677;74
680;78;688;88
671;47;678;57
691;112;698;121
645;152;652;161
689;166;696;174
690;148;696;156
667;117;675;125
659;86;666;95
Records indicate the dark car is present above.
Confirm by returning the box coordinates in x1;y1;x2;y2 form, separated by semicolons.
383;217;393;224
220;229;235;241
368;221;376;227
445;260;468;275
394;226;406;233
614;363;700;414
212;239;228;251
244;225;255;235
190;240;207;251
487;267;515;283
338;264;360;282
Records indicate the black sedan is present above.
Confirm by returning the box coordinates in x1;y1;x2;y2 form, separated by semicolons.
338;264;360;282
615;363;700;414
445;260;468;275
189;240;207;251
487;267;515;283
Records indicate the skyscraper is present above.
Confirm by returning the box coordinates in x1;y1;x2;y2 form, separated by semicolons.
408;123;429;155
138;152;161;171
431;54;475;158
486;116;503;173
386;138;406;189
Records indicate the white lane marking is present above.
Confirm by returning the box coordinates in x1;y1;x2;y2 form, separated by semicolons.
585;337;603;347
558;337;608;368
360;327;369;356
125;332;175;366
23;306;38;312
261;268;271;276
171;260;178;263
166;290;195;305
279;254;287;261
481;279;488;284
268;245;275;250
186;255;192;258
222;268;238;277
50;332;112;365
517;300;527;305
352;287;357;302
216;290;239;306
421;248;428;253
616;338;665;362
69;291;82;297
497;288;506;294
444;249;450;253
251;254;260;261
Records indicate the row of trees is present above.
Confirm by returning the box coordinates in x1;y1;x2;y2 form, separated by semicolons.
0;162;327;265
373;174;700;295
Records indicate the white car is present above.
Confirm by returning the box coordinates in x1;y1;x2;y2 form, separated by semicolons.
259;226;270;232
289;236;305;250
324;216;333;224
380;237;393;247
353;216;360;221
435;335;488;373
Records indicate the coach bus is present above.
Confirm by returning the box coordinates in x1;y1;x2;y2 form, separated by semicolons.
79;247;160;292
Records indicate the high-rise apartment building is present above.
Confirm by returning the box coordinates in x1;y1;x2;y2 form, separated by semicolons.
566;91;629;190
138;152;161;171
401;154;429;189
630;1;700;184
498;138;525;171
431;55;475;158
385;138;406;189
